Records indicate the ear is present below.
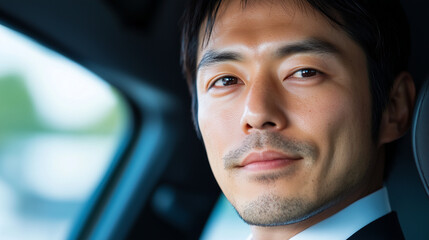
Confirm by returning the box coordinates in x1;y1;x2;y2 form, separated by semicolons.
378;72;416;146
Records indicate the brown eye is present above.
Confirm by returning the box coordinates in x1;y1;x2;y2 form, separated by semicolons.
291;69;319;78
213;76;239;87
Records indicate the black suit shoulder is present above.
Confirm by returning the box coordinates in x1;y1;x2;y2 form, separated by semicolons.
347;212;405;240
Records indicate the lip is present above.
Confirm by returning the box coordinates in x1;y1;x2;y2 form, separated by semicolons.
239;150;302;171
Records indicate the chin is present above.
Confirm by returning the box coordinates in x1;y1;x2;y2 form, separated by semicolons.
232;191;345;227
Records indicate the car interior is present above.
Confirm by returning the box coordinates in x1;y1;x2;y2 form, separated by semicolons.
0;0;427;239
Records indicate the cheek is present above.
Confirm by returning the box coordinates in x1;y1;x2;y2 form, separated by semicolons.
197;96;243;175
290;85;351;142
292;77;371;143
198;99;247;198
296;82;373;188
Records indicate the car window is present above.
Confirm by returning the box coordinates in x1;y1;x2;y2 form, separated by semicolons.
200;194;250;240
0;24;129;240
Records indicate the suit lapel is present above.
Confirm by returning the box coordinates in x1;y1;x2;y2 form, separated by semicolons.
347;212;404;240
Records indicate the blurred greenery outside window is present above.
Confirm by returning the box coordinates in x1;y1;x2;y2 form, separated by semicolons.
0;24;128;239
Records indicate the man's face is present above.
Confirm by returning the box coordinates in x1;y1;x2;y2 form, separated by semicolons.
196;0;381;225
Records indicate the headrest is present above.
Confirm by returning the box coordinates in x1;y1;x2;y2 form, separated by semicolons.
412;79;429;197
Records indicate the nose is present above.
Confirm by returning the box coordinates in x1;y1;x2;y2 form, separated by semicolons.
240;79;289;134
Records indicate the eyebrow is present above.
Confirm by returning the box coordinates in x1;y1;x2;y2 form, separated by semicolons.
275;38;340;58
197;51;242;70
197;38;340;71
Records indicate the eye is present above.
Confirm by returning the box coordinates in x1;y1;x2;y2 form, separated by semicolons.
211;76;241;88
290;69;320;79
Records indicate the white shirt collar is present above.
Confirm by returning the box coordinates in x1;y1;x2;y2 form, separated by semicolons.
247;187;391;240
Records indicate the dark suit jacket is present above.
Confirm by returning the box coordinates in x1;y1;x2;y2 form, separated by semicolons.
347;212;405;240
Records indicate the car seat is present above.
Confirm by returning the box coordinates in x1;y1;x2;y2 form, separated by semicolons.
413;78;429;197
386;77;429;240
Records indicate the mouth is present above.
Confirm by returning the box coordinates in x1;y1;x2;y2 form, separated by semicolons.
238;150;302;171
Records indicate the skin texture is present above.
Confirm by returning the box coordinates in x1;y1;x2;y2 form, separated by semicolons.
195;0;415;239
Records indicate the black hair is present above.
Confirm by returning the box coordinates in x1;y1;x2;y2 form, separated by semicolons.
181;0;410;141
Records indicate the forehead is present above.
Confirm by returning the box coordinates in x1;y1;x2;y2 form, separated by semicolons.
197;0;355;61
